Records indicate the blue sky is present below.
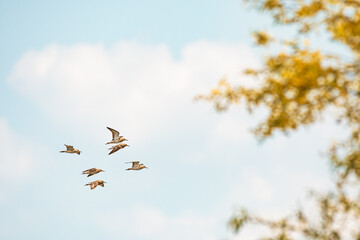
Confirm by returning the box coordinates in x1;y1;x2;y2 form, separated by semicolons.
0;1;343;240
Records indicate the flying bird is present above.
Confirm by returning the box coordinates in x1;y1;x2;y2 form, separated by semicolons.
84;180;106;190
82;168;105;177
126;161;148;171
106;127;128;144
60;144;81;155
108;143;129;155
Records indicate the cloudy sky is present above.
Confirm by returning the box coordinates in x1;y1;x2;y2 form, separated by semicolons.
0;1;344;239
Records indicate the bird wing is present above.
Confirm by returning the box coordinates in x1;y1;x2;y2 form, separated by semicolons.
65;144;74;151
126;161;139;164
107;127;120;139
108;145;120;155
90;181;98;189
83;168;96;174
126;161;140;167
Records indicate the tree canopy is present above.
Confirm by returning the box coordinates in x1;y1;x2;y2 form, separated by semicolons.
197;0;360;239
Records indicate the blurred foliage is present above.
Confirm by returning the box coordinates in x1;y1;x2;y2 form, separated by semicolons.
197;0;360;239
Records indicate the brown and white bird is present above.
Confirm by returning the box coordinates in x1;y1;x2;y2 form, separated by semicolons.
108;143;129;155
106;127;128;144
60;144;81;155
126;161;148;170
84;180;106;190
82;168;105;177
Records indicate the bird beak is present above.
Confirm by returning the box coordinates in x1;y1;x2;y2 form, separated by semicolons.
102;170;105;172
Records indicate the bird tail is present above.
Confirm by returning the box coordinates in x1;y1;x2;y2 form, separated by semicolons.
59;151;66;153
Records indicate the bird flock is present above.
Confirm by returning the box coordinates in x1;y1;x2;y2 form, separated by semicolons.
59;127;148;190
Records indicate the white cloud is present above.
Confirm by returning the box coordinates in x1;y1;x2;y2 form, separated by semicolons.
7;41;258;146
223;169;275;207
247;173;274;202
0;117;42;203
96;204;218;240
0;118;35;181
213;114;252;143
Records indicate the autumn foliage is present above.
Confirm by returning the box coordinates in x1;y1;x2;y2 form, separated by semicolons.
197;0;360;239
